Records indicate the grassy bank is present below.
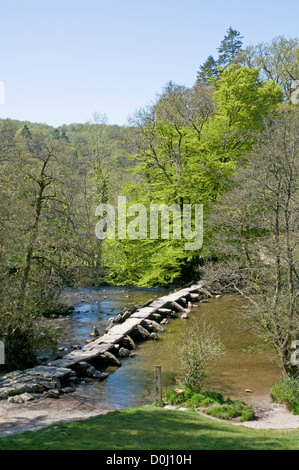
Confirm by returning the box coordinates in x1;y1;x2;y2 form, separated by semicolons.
0;407;298;450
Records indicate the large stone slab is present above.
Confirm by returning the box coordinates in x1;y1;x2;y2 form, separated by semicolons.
48;343;114;368
104;318;143;337
131;307;157;319
26;366;74;379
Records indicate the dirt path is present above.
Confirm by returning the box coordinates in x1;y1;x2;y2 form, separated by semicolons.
240;394;299;429
0;393;298;439
0;392;112;438
195;394;299;430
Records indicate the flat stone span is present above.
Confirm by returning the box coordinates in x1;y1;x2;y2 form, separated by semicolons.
0;282;208;403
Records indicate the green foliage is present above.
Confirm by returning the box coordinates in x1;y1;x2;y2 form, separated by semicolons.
211;65;284;134
162;387;226;408
177;322;224;391
238;36;299;100
217;27;244;67
271;377;299;415
0;312;57;372
196;55;219;84
152;400;165;408
104;65;283;287
162;388;189;406
0;32;296;374
201;389;226;403
204;401;254;422
162;386;254;422
189;393;211;407
0;118;131;369
103;238;190;286
203;109;299;376
196;27;244;84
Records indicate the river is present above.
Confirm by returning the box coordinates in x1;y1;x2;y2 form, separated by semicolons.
53;286;282;409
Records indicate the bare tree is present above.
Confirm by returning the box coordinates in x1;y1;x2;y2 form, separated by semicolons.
204;110;299;376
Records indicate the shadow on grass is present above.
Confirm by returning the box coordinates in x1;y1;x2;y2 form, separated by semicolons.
0;408;298;450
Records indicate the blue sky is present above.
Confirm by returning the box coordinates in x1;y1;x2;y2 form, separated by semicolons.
0;0;298;127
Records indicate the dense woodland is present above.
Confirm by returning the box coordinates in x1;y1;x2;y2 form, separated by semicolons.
1;28;299;378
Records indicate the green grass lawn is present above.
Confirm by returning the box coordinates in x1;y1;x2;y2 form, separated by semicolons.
0;407;298;450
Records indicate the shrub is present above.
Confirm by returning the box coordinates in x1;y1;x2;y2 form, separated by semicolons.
271;377;299;415
0;313;57;372
189;393;206;407
203;390;225;404
161;386;254;422
162;388;184;406
177;322;224;391
204;401;254;422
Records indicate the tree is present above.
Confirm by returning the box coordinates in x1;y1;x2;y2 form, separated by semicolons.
238;36;299;100
0;116;138;370
204;110;299;377
103;68;282;286
217;27;244;67
211;65;284;134
21;124;32;139
196;27;244;85
0;122;108;369
196;55;219;84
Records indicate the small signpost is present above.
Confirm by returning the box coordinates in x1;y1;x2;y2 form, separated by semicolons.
155;365;162;403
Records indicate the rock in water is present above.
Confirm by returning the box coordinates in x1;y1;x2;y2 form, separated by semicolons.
144;320;165;332
150;332;160;340
86;366;97;378
172;301;185;312
102;351;122;367
119;347;131;357
124;335;137;350
89;326;100;337
136;324;152;339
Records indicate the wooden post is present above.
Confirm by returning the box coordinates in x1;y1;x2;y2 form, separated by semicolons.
0;340;4;365
155;365;162;403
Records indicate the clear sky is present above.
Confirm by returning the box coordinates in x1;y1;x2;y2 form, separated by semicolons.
0;0;298;127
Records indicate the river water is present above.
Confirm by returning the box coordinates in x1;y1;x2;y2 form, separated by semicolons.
55;286;283;409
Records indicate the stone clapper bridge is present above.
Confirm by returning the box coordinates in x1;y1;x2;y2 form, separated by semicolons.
0;282;212;403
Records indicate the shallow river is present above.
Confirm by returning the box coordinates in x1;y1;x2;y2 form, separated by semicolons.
55;286;283;409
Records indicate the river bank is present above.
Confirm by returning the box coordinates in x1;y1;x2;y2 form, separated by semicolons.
1;283;298;437
0;283;206;405
0;388;298;439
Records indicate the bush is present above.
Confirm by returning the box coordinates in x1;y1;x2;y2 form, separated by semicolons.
0;313;57;372
162;388;186;406
1;324;39;371
271;377;299;415
202;390;225;404
177;322;224;391
188;391;225;407
189;393;206;407
204;401;254;422
161;386;254;422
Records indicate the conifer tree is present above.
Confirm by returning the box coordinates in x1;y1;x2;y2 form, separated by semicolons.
21;124;32;139
217;27;244;67
196;55;218;84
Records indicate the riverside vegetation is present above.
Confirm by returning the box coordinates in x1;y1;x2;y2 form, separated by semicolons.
0;28;299;440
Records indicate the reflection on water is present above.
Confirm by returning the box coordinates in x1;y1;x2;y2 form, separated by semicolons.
57;288;283;409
